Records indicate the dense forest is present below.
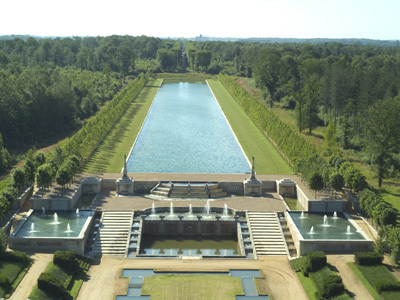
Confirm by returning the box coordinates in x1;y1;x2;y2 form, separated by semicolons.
1;35;400;190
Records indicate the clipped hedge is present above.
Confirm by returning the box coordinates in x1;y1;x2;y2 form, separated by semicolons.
376;279;400;293
354;251;383;266
305;251;327;273
53;250;80;274
0;250;28;263
321;274;345;298
37;272;68;299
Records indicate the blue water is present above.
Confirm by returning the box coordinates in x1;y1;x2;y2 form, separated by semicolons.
127;82;251;173
289;212;365;240
13;210;93;238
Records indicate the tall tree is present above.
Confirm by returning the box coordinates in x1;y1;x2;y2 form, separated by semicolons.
363;96;400;187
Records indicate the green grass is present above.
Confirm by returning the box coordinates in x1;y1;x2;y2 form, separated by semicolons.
349;262;400;300
295;271;319;300
155;72;215;82
207;79;293;175
141;274;244;300
347;262;381;300
0;259;32;298
0;178;9;193
284;197;305;210
29;257;90;300
83;79;162;173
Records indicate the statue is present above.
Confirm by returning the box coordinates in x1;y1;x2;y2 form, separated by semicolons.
122;154;128;178
250;156;256;180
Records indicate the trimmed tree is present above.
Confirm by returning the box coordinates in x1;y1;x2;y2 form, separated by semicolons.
309;173;324;198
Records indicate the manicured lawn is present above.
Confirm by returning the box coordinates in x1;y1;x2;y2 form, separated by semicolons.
0;259;32;298
29;257;90;300
347;262;381;300
83;79;162;173
350;262;400;300
208;79;293;175
141;274;243;300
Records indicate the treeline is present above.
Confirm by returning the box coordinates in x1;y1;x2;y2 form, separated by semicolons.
0;73;149;219
0;35;167;175
192;41;400;186
219;74;368;193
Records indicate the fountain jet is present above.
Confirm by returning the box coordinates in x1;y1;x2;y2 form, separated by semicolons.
223;203;228;217
66;223;73;233
52;213;60;225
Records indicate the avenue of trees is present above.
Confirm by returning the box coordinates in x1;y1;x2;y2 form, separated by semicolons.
1;35;400;235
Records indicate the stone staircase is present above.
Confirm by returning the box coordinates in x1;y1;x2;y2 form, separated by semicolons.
247;211;288;256
151;182;227;199
94;211;133;256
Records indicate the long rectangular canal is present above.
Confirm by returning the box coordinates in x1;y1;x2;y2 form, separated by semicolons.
127;82;251;173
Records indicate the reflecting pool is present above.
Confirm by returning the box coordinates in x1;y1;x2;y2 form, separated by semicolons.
139;235;239;256
127;82;251;173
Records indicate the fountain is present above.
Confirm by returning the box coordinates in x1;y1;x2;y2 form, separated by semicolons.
76;208;80;216
322;215;329;227
308;226;315;234
9;210;95;255
300;211;305;219
222;204;228;217
333;211;338;219
51;213;61;225
29;223;37;233
41;207;45;215
151;203;156;215
66;223;73;233
205;200;210;216
286;211;373;255
169;203;174;217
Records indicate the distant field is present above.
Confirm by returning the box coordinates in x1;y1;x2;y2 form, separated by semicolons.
141;274;243;300
83;79;162;173
207;79;293;175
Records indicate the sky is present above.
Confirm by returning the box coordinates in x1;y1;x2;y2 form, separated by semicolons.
1;0;399;40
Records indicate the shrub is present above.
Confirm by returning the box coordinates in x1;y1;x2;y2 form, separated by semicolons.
0;274;10;288
376;279;400;293
37;272;67;299
53;250;80;273
321;274;345;298
354;251;383;266
0;250;28;263
305;251;327;273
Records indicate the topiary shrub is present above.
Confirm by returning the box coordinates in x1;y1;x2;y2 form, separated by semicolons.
376;279;400;293
305;251;327;273
0;250;28;263
37;272;68;299
0;274;10;288
354;251;383;266
321;274;345;298
53;250;80;273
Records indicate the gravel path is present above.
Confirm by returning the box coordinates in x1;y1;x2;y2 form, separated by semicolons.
9;253;53;300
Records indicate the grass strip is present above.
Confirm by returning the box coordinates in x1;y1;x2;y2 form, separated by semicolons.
141;274;243;300
207;79;293;175
83;79;162;173
295;271;319;300
347;262;382;300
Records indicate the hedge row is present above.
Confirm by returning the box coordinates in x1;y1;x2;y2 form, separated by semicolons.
61;72;150;163
219;74;327;183
376;280;400;293
38;273;68;299
354;251;383;266
53;250;80;274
